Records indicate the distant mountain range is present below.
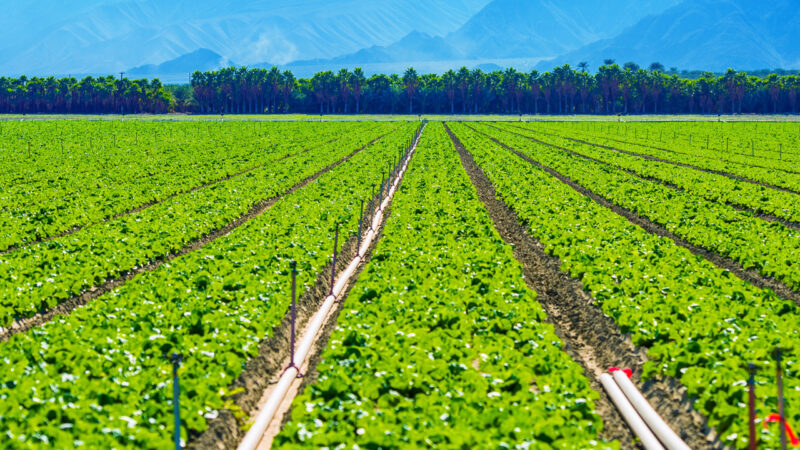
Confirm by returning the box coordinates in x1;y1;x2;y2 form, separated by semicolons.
539;0;800;72
0;0;797;82
275;0;682;76
0;0;490;77
128;49;234;83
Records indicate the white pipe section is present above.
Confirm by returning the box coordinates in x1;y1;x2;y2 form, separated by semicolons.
238;124;425;450
612;371;690;450
600;374;664;450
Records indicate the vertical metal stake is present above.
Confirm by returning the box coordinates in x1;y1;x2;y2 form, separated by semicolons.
777;348;788;450
289;261;297;368
369;184;375;229
170;353;183;450
748;363;757;450
357;200;364;253
379;173;384;208
330;224;339;296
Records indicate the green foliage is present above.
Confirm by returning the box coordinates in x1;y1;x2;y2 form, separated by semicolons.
275;123;614;449
0;123;419;447
0;122;396;326
450;122;800;449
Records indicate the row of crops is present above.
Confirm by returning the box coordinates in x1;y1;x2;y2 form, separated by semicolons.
445;122;798;448
0;119;797;448
274;123;612;448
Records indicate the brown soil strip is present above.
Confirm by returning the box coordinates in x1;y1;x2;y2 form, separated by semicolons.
505;123;800;195
474;125;800;309
0;134;359;256
487;125;800;233
0;133;389;342
190;126;424;450
444;124;717;449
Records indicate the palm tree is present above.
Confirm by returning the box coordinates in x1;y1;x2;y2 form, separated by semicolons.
457;67;470;114
442;70;456;114
578;62;589;73
281;70;295;113
402;67;419;114
351;68;365;114
529;71;541;115
338;69;351;114
471;69;484;114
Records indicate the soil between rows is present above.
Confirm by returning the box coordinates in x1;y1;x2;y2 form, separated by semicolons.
0;134;350;256
507;123;800;195
481;124;800;308
0;132;391;342
191;126;423;449
444;123;716;449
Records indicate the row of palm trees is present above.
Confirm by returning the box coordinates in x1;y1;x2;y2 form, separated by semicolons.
1;63;798;115
0;76;171;114
190;62;800;115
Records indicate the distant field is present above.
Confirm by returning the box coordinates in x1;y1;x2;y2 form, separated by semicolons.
0;119;797;448
1;113;800;122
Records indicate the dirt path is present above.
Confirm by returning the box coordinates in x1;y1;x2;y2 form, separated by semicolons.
0;132;391;342
445;123;716;449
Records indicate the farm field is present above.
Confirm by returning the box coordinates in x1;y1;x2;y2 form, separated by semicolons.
0;119;798;449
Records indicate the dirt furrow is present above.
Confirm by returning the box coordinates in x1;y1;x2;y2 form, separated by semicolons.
506;123;800;195
445;123;715;449
0;133;389;342
477;125;800;308
190;125;425;450
0;135;354;256
484;124;800;233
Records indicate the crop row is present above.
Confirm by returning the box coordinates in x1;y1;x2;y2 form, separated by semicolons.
0;122;350;212
0;121;325;185
506;125;800;224
0;122;419;448
0;123;398;327
542;121;800;166
519;122;800;191
449;122;799;448
275;123;613;449
480;123;800;294
0;122;374;250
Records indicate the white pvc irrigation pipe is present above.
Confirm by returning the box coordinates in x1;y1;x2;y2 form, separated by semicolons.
612;371;690;450
600;374;664;450
237;125;425;450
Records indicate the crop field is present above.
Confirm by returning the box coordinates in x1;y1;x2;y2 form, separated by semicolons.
0;119;798;449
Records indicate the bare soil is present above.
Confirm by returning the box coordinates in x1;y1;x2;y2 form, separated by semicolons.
507;123;800;194
189;125;423;449
0;133;389;342
480;124;800;308
0;135;348;256
445;123;718;449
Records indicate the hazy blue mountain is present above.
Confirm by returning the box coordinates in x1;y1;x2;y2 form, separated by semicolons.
539;0;800;71
445;0;681;60
289;32;461;66
128;48;234;82
282;0;682;75
0;0;490;76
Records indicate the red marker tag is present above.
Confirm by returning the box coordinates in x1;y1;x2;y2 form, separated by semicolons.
608;367;633;378
763;413;800;447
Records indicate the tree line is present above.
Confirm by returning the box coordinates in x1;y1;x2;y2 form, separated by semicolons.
1;62;799;115
0;75;171;114
189;63;799;115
